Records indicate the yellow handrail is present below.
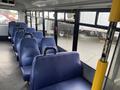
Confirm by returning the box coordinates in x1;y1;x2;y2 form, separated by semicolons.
91;0;120;90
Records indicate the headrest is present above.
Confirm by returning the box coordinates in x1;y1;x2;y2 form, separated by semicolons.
40;37;58;55
23;33;34;38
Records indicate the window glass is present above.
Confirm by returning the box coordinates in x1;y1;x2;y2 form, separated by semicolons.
32;11;35;17
58;13;64;20
0;9;18;25
27;12;31;27
36;12;39;17
49;12;55;19
40;12;43;17
27;12;30;16
27;16;31;28
97;12;110;26
78;25;118;69
45;19;54;36
80;12;96;24
31;12;35;28
117;22;120;28
44;11;48;18
58;22;74;51
65;13;75;21
37;12;43;31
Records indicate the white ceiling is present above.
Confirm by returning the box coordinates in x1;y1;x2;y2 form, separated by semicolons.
0;0;112;11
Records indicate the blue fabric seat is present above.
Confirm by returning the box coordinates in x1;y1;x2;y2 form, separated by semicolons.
30;52;91;90
14;30;25;52
40;37;58;55
33;31;43;45
8;21;16;39
26;28;36;33
11;22;27;42
18;33;34;58
14;28;35;52
21;66;32;81
38;78;91;90
19;34;40;81
13;28;25;45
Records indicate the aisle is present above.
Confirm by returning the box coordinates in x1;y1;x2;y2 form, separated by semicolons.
0;41;28;90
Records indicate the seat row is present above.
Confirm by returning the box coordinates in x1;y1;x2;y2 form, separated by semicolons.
8;21;58;81
8;21;91;90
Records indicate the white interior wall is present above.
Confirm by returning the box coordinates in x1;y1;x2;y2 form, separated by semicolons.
0;25;8;36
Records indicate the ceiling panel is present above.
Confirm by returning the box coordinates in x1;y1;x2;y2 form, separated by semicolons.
0;0;112;10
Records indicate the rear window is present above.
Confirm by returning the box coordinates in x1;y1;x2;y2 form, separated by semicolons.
0;9;18;25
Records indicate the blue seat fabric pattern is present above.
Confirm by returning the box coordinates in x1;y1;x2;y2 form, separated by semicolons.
21;66;32;81
8;21;16;37
38;78;91;90
33;31;43;45
40;37;58;54
20;38;40;66
26;28;36;33
30;52;91;90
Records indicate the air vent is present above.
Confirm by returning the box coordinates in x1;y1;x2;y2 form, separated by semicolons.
0;0;15;6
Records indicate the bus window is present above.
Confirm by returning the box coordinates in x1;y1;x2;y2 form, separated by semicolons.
97;12;110;26
45;19;54;37
39;12;42;17
78;25;118;69
57;22;74;51
58;13;64;20
80;12;96;25
44;11;49;18
117;22;120;28
31;11;36;29
0;9;18;25
27;12;31;27
37;12;43;31
65;13;75;22
49;12;55;19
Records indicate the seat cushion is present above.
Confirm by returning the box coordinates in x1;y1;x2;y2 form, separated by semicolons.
39;78;91;90
21;66;32;81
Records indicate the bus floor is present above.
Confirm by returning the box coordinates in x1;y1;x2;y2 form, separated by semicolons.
0;41;28;90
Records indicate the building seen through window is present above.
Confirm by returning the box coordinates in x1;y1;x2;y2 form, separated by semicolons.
0;9;18;25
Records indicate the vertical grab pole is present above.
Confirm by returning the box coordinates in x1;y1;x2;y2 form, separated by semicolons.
91;0;120;90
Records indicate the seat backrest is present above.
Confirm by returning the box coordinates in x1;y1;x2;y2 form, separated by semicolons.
30;52;82;90
8;21;16;36
33;31;43;44
40;37;58;55
26;28;36;33
16;22;27;29
20;38;40;66
14;31;25;52
13;28;25;43
11;22;27;39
